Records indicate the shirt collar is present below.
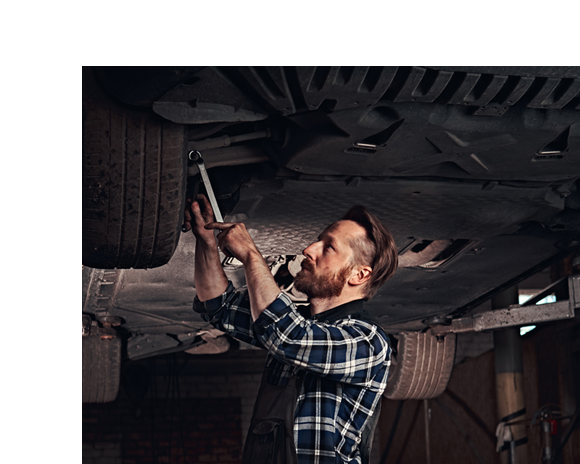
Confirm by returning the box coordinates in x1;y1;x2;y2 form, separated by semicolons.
298;299;365;324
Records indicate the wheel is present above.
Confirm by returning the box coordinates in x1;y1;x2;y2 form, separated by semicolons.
82;67;188;269
383;331;456;400
83;334;122;403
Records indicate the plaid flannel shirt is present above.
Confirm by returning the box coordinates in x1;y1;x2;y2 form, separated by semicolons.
193;282;391;464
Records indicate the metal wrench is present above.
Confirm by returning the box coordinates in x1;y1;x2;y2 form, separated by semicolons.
188;150;224;222
184;150;236;260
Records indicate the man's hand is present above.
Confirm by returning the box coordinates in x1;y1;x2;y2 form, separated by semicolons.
184;194;217;246
186;194;229;301
206;221;261;265
187;194;279;319
207;221;281;322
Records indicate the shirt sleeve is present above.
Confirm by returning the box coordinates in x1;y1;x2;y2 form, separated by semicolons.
252;292;390;387
193;281;264;348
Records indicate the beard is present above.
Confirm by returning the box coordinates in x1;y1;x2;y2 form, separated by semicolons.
293;261;352;299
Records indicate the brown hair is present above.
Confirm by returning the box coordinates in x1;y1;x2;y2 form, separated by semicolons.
342;205;398;300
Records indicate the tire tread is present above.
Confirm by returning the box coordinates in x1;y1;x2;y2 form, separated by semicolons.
83;68;186;269
384;331;456;400
82;335;121;403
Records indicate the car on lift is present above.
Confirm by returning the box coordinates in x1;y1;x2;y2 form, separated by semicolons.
82;66;580;403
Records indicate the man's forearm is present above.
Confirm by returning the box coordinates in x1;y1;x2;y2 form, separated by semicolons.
201;219;281;321
194;239;229;302
242;251;282;322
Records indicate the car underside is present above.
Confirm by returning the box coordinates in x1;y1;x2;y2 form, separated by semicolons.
82;66;580;403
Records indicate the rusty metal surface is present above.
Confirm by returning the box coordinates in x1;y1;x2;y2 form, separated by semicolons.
431;301;575;335
431;275;579;334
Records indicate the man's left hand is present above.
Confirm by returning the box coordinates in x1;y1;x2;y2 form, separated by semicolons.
205;221;261;264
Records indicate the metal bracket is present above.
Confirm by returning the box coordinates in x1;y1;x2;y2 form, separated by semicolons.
83;319;118;339
82;315;91;336
83;267;124;321
431;274;579;335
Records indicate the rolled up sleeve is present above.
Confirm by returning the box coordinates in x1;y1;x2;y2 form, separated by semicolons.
253;293;390;387
193;282;263;348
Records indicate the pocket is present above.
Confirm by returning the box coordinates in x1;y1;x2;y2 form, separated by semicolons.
242;419;286;464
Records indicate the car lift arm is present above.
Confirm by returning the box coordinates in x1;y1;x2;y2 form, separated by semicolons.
431;274;579;335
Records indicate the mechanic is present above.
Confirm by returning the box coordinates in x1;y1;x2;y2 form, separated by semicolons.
184;194;398;464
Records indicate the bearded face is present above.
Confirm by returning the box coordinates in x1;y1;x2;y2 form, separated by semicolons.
293;260;352;299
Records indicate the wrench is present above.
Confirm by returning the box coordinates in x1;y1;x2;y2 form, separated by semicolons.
188;150;224;222
184;151;234;259
182;150;222;232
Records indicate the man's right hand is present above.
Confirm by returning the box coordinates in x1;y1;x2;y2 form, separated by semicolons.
187;194;229;301
186;196;281;319
184;194;217;246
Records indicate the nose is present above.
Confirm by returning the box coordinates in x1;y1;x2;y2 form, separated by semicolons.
302;241;319;261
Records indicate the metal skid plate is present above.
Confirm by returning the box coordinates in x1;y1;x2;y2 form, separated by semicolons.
231;177;564;256
224;176;576;326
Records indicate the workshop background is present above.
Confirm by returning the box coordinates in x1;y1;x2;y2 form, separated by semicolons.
82;264;580;464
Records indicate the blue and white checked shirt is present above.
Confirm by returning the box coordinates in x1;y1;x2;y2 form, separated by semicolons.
194;282;391;464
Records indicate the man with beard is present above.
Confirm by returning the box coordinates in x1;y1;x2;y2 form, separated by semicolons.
184;194;398;464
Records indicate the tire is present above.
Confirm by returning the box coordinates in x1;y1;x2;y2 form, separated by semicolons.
82;335;122;403
383;331;456;400
82;67;188;269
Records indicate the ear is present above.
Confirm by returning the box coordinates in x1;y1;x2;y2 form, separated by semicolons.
348;265;372;287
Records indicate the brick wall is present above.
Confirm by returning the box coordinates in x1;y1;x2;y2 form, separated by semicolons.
83;350;264;464
83;348;383;464
178;372;262;445
83;395;242;464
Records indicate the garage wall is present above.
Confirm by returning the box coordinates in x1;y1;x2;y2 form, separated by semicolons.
378;349;498;464
84;315;579;464
83;347;384;464
376;316;580;464
83;396;242;464
83;350;264;464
